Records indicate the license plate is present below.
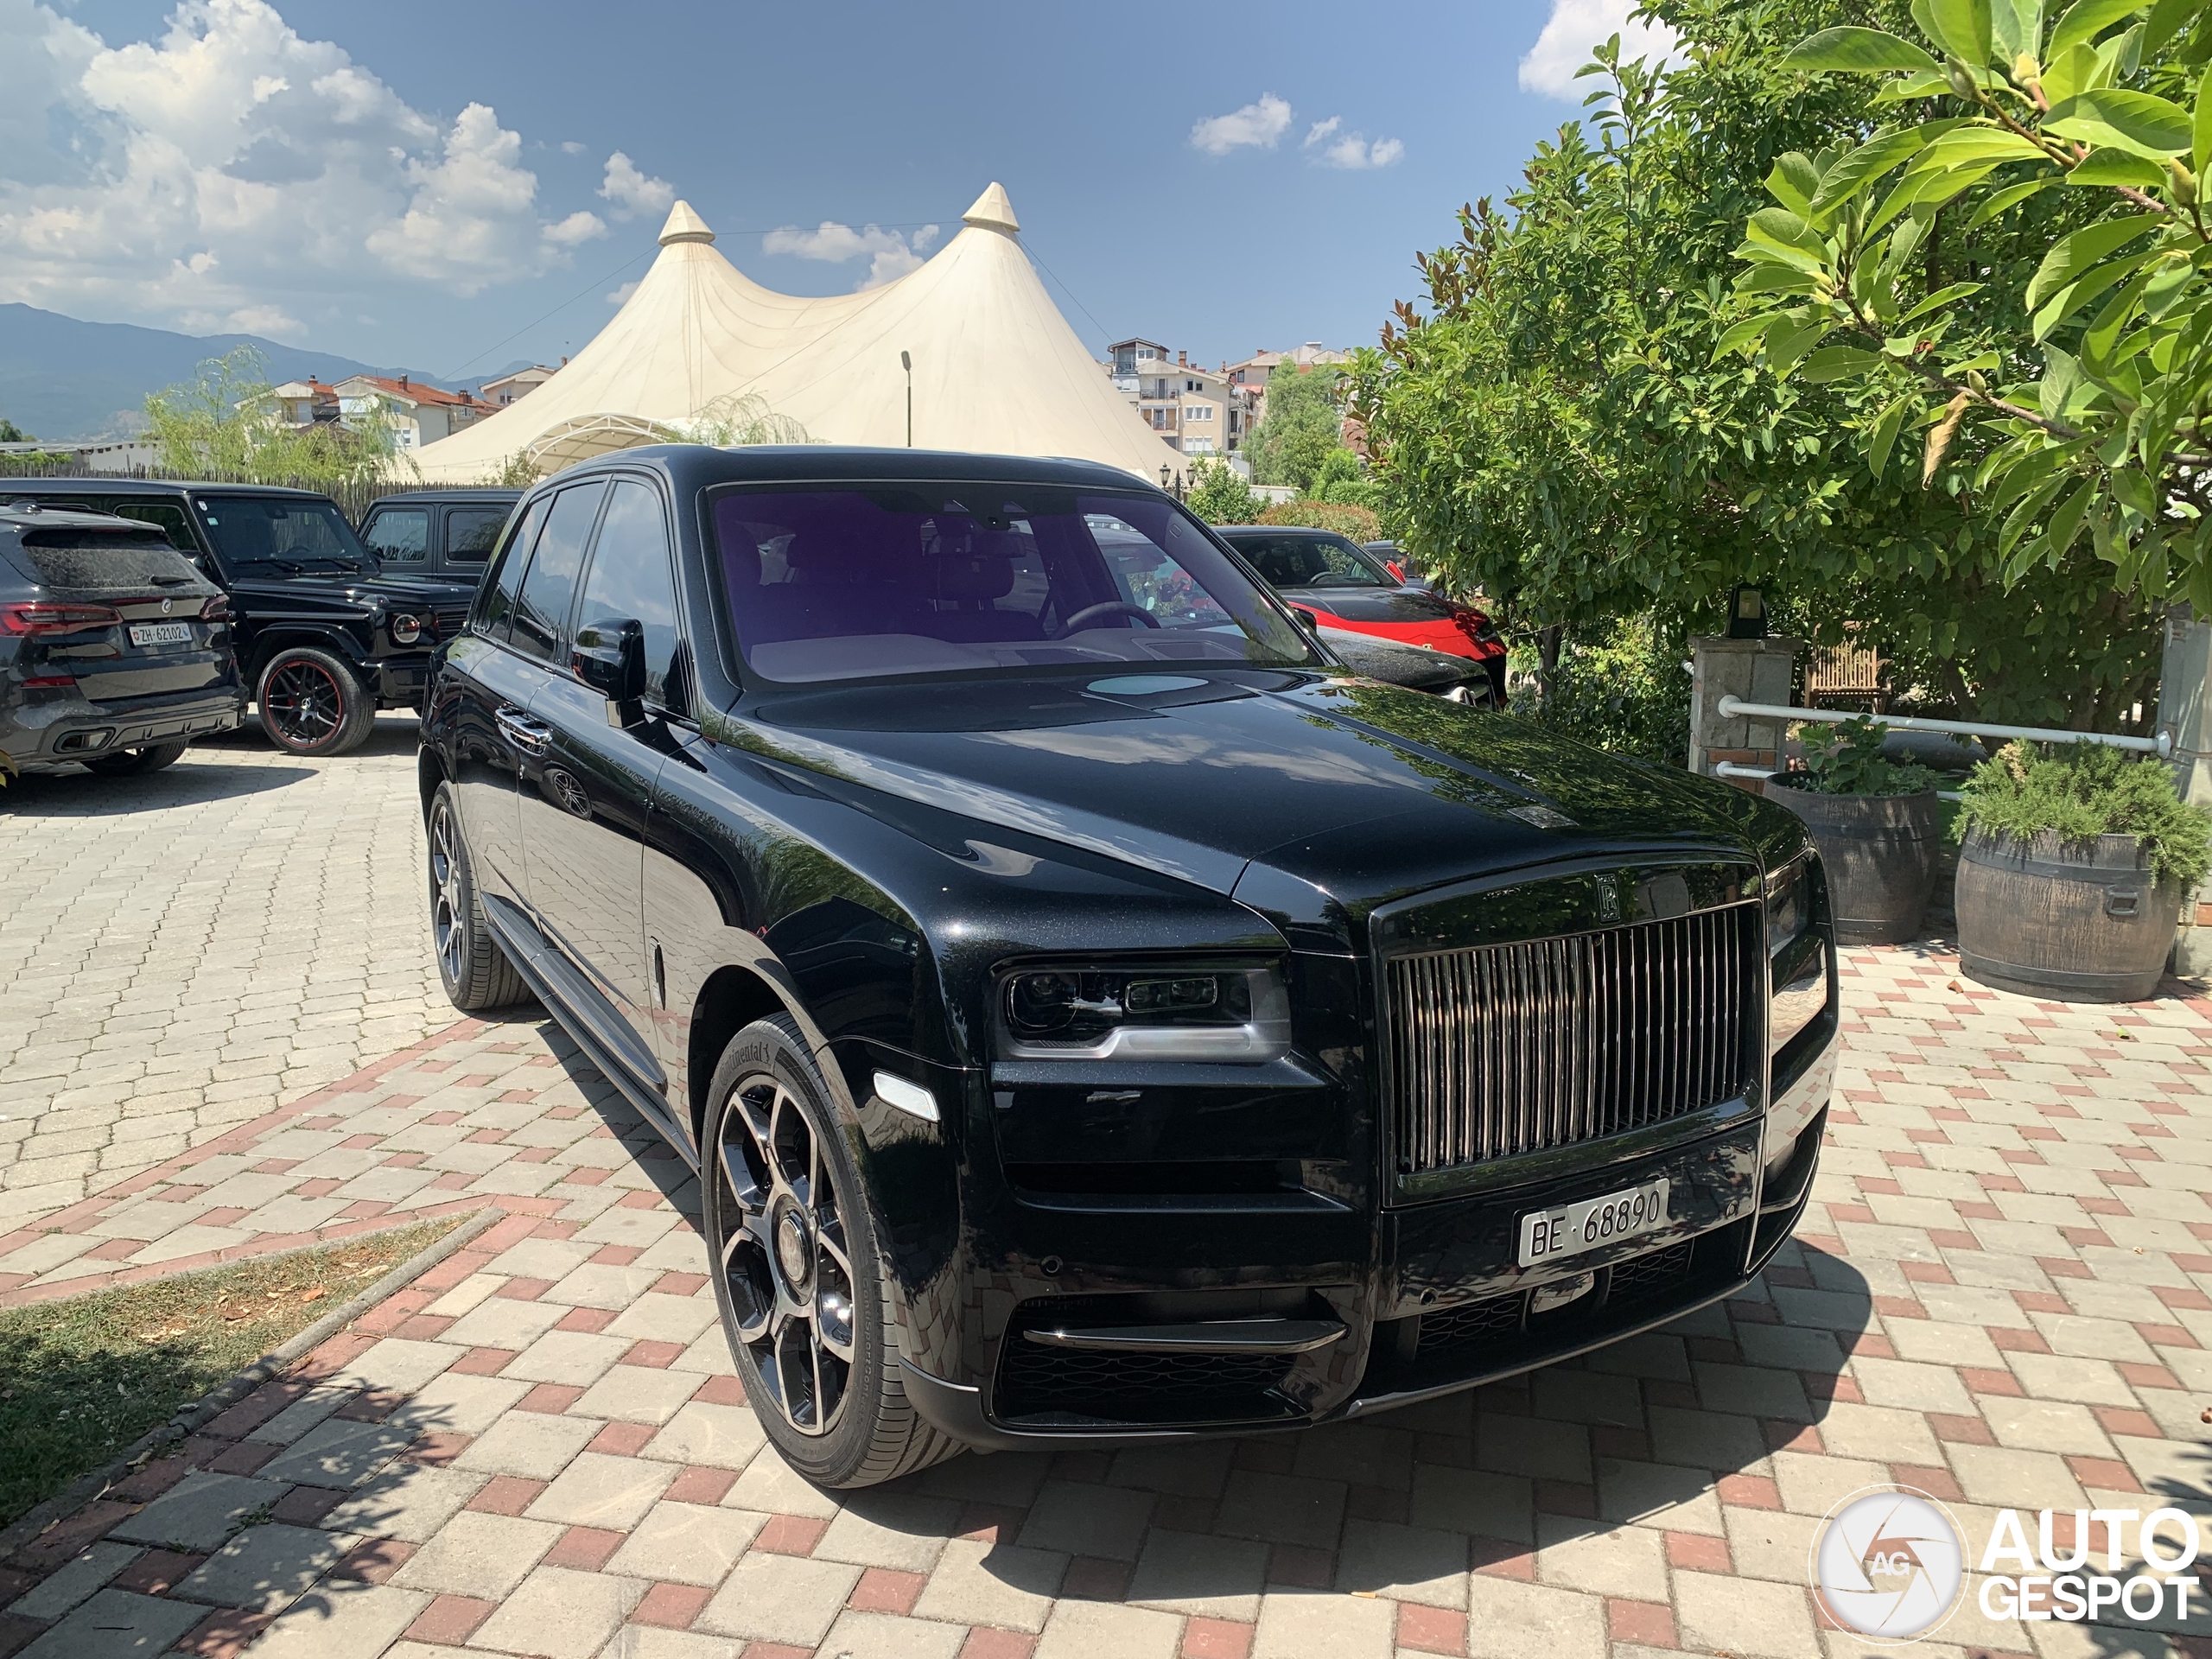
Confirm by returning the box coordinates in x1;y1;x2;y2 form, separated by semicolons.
1518;1178;1670;1268
128;621;193;647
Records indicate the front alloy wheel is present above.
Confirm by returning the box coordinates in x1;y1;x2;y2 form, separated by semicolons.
701;1016;961;1487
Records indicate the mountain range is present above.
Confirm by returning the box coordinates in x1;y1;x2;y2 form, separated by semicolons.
0;305;475;442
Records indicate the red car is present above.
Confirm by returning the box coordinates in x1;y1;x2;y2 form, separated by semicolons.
1214;525;1506;702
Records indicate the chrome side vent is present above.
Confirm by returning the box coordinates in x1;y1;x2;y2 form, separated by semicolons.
1385;905;1756;1177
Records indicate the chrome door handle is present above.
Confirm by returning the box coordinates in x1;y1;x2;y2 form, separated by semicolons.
495;706;552;757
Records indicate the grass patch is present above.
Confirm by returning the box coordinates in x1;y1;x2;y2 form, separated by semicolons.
0;1217;461;1528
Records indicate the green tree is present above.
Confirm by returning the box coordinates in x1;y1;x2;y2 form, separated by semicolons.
1309;447;1382;508
1350;1;2162;728
1245;364;1348;493
144;346;404;486
1725;0;2212;613
0;418;29;443
1186;457;1264;523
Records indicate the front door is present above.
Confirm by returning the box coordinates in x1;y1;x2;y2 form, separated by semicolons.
519;477;681;1090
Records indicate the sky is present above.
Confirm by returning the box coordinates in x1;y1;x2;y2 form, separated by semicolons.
0;0;1678;382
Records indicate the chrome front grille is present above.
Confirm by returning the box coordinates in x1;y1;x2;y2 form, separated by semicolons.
1385;905;1756;1177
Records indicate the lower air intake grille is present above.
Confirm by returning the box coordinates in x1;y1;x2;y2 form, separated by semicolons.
1606;1240;1696;1306
1386;905;1758;1178
996;1341;1293;1425
1416;1292;1523;1358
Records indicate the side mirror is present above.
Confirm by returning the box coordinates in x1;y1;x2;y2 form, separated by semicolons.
1386;561;1406;582
573;616;645;720
1289;606;1319;632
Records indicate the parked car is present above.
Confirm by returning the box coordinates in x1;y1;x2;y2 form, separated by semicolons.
0;503;245;775
0;480;478;757
1312;624;1493;704
419;445;1836;1490
359;489;521;582
1214;524;1506;702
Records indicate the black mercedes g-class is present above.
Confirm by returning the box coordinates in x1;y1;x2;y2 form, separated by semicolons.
0;480;476;756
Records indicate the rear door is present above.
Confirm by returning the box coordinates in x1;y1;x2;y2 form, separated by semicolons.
440;505;511;584
520;476;676;1087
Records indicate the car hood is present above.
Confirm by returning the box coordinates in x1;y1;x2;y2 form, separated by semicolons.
729;671;1787;944
1281;585;1467;626
227;569;477;613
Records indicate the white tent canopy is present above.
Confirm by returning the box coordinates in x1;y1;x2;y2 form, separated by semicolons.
410;185;1176;484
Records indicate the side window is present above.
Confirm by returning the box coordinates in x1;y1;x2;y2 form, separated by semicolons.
92;499;201;555
444;507;508;563
509;482;607;662
477;496;547;639
363;507;429;563
575;480;683;712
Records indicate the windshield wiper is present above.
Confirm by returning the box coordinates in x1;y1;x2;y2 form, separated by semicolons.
230;556;304;575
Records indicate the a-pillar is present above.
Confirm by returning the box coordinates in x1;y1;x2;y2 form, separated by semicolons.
1688;636;1800;790
2157;606;2212;976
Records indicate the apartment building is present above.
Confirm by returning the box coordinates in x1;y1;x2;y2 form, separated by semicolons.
331;375;493;450
1103;340;1253;458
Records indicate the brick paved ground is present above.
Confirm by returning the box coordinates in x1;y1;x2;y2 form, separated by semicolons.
0;718;453;1225
3;943;2211;1657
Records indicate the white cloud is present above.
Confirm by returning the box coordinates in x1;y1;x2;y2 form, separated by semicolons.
599;150;671;219
1190;93;1292;156
1519;0;1680;98
1307;124;1404;169
606;277;640;306
560;139;585;155
0;0;645;331
761;219;940;290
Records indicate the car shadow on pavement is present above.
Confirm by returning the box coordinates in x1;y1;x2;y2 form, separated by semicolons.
1;760;310;814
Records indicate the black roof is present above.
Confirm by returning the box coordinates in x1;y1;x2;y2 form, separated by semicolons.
0;502;164;534
0;477;335;501
370;488;523;505
546;444;1165;496
1213;524;1344;538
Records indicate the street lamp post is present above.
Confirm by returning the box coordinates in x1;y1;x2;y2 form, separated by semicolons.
901;351;912;448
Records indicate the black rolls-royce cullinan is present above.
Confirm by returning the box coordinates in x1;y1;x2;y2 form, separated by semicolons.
417;446;1837;1490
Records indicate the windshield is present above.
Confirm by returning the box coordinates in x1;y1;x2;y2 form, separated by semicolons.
197;497;376;575
1228;531;1392;590
712;485;1315;685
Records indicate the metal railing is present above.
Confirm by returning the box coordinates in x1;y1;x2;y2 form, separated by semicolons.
1715;696;2170;758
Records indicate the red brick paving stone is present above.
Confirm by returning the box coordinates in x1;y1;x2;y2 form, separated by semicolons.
663;1465;738;1506
295;1178;341;1198
291;1332;375;1382
1534;1479;1598;1518
957;1503;1029;1544
1062;1555;1133;1599
693;1373;748;1407
1990;1328;2052;1354
518;1382;587;1413
2067;1456;2143;1491
588;1421;657;1456
175;1608;275;1659
496;1276;557;1301
467;1476;550;1516
632;1581;714;1630
406;1593;499;1644
270;1485;344;1526
1891;1465;1963;1502
0;1612;40;1659
9;1500;137;1573
107;1458;190;1503
1395;1603;1466;1656
557;1305;617;1333
1767;1421;1825;1454
963;1634;1039;1659
332;1538;416;1584
394;1314;456;1341
623;1339;686;1370
1178;1618;1255;1659
112;1549;205;1595
618;1189;664;1209
563;1166;612;1185
1901;1262;1955;1285
1929;1413;1997;1446
2095;1408;2164;1440
653;1272;709;1296
1718;1473;1783;1510
2158;1285;2212;1312
1731;1299;1782;1325
1962;1366;2026;1397
1471;1536;1537;1580
849;1567;928;1615
1873;1295;1928;1319
2136;1322;2198;1349
1264;1547;1332;1591
1607;1599;1677;1647
450;1345;519;1376
546;1525;626;1571
753;1514;828;1555
2120;1361;2183;1390
1667;1531;1733;1572
1154;1494;1217;1533
203;1440;279;1476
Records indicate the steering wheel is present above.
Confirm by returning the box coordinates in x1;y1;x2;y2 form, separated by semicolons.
1053;601;1160;639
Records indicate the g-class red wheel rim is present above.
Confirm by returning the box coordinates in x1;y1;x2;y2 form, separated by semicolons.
264;659;346;748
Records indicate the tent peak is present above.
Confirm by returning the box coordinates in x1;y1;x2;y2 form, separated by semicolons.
961;182;1019;235
658;200;715;246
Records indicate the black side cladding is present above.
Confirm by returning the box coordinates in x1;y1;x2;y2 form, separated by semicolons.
12;531;216;599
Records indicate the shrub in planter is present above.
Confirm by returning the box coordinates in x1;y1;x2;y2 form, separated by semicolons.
1954;744;2212;1002
1766;717;1940;947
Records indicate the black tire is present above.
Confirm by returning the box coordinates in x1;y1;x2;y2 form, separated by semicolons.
257;646;376;757
702;1014;963;1489
84;740;189;776
426;782;528;1012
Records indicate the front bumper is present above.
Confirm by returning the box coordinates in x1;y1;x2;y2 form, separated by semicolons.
4;685;245;771
899;1065;1830;1452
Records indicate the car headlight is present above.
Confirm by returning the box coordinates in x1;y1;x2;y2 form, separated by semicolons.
1765;851;1827;1056
996;961;1291;1061
391;613;423;645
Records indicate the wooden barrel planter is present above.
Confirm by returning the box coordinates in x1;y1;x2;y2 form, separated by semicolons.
1764;779;1940;946
1956;827;2181;1001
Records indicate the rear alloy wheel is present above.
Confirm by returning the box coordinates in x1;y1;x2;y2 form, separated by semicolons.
83;740;189;776
426;781;527;1011
257;646;375;757
702;1015;962;1488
